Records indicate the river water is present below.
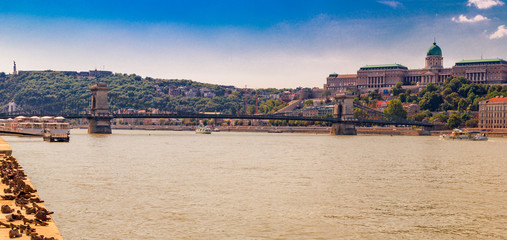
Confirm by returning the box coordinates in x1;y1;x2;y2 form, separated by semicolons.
3;130;506;239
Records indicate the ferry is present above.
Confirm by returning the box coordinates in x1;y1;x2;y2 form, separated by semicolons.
440;129;488;141
0;116;70;142
195;125;212;134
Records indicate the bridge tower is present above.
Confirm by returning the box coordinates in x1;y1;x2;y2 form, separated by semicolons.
331;92;357;135
88;83;112;134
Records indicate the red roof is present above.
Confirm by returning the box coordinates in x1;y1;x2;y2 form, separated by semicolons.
488;96;507;103
376;101;389;107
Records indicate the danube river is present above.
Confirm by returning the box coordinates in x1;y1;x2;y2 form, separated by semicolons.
4;130;507;239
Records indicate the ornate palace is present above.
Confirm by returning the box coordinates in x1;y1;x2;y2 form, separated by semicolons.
325;42;507;93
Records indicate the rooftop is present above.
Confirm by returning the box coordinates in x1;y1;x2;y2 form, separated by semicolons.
487;96;507;103
360;64;408;70
455;58;506;66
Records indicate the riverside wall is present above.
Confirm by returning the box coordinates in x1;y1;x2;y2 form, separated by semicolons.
0;137;63;240
74;124;507;137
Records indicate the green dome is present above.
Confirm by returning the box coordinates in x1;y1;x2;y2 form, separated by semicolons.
427;42;442;56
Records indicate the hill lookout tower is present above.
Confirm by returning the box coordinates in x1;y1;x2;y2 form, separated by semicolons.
88;83;112;134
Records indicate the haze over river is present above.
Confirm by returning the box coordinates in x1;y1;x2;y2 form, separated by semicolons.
4;130;506;239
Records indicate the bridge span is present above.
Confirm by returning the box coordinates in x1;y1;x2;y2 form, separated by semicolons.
0;83;434;135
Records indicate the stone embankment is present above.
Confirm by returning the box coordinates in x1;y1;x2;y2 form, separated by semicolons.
0;137;63;240
76;124;507;136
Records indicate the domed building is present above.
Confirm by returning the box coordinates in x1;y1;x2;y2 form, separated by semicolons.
325;41;507;94
425;42;443;69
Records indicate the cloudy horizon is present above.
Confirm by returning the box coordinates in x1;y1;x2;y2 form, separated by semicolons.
1;0;506;88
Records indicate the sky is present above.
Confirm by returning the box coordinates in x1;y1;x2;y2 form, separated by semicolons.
1;0;506;88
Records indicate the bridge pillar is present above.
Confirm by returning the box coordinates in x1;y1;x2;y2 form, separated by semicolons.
331;92;357;135
418;125;433;135
88;83;112;134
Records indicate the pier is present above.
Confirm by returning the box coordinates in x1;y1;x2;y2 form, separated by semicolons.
0;137;63;239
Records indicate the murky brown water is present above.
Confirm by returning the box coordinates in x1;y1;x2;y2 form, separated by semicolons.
3;130;507;239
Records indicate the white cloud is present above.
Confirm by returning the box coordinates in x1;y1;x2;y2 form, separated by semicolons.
451;14;490;23
489;25;507;39
378;1;402;8
467;0;504;9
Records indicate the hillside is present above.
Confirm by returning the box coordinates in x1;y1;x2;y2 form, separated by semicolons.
0;72;288;114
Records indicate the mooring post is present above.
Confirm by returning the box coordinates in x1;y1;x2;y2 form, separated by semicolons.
331;92;357;135
88;83;112;134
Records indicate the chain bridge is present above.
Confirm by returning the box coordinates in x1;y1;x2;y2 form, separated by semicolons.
0;83;433;135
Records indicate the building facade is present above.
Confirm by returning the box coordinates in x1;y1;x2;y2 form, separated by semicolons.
326;42;507;93
478;96;507;129
325;73;357;92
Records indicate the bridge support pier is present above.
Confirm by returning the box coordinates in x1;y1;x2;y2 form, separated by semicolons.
417;125;433;136
88;117;112;134
88;83;112;134
330;92;357;135
331;123;357;135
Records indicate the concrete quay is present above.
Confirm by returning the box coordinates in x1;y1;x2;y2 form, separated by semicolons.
0;137;63;240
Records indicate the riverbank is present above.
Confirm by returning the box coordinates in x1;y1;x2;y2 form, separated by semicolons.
0;137;63;240
72;124;507;137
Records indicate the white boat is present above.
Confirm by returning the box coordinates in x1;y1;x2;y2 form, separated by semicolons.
195;126;212;134
440;129;488;141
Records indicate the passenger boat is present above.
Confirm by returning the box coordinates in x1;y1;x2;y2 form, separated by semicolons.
440;129;488;141
0;116;70;142
195;125;212;134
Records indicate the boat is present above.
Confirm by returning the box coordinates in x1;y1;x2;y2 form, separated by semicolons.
43;122;70;142
440;129;488;141
195;125;212;134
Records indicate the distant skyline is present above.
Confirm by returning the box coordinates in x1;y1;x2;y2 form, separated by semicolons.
1;0;506;88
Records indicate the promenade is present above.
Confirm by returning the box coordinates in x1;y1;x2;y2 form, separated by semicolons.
0;137;62;240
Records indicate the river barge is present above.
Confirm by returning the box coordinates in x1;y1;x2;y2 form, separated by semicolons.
0;116;70;142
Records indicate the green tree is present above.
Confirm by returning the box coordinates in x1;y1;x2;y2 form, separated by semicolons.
321;90;332;100
303;99;314;108
430;113;448;123
392;82;403;96
446;114;462;129
419;92;443;111
384;99;407;119
457;98;470;112
353;108;367;119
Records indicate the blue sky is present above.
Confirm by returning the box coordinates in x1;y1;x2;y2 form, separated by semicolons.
1;0;506;88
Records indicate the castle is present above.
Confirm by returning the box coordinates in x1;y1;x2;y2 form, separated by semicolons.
325;42;507;94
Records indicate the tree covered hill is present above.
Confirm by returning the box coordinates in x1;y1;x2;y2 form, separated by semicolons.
0;72;288;114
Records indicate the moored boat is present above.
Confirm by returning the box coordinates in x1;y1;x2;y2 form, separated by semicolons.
440;129;488;141
195;125;212;134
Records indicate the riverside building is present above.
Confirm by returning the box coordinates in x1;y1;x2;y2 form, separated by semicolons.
478;96;507;129
325;42;507;93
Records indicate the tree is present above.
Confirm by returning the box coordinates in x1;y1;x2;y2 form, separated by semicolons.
392;82;403;96
353;108;367;119
321;90;332;100
465;119;478;128
430;113;448;124
457;98;470;112
446;114;462;129
398;93;407;103
460;112;472;122
303;99;314;108
419;92;443;111
409;111;431;122
384;99;407;119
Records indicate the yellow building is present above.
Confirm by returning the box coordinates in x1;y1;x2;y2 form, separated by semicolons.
479;96;507;129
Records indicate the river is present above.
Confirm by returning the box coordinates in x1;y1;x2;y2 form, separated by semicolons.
3;130;507;239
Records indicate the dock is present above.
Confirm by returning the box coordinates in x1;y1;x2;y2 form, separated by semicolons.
0;137;63;239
